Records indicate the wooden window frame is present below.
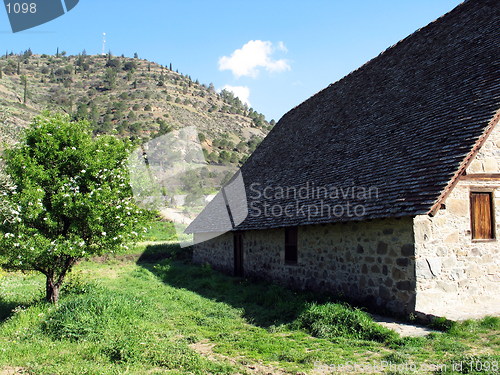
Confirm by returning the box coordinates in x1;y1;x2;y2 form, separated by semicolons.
284;226;298;265
470;190;496;242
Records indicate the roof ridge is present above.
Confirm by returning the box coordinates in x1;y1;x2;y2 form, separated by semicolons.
429;109;500;216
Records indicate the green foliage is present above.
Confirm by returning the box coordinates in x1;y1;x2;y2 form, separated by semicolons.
61;272;102;296
156;119;172;136
445;316;500;337
103;68;117;90
42;289;147;341
0;257;498;374
0;53;272;175
0;113;150;301
430;317;456;332
207;152;218;164
3;60;17;75
73;102;88;121
141;220;177;242
105;58;121;70
218;150;231;163
293;302;399;343
247;135;263;152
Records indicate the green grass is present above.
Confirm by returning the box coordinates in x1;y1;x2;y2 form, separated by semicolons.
142;220;178;242
0;245;498;374
292;302;398;343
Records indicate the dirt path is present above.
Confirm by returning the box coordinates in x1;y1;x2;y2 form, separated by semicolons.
0;368;25;375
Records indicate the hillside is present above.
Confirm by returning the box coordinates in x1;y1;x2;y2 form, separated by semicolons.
0;50;274;165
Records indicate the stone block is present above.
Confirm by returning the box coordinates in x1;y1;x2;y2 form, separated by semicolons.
401;244;414;256
396;281;413;291
436;281;458;293
382;265;389;275
442;257;457;268
416;258;433;279
426;258;442;276
392;268;406;280
444;231;459;243
377;241;388;255
414;217;432;243
447;199;468;216
484;158;498;172
467;159;483;173
467;264;482;278
379;285;391;299
396;258;409;267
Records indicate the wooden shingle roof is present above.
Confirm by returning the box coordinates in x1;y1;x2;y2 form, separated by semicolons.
188;0;500;233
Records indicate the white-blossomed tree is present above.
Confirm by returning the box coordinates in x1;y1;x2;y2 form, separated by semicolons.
0;113;150;303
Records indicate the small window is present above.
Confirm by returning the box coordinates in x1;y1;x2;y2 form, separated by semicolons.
470;192;495;240
284;226;298;264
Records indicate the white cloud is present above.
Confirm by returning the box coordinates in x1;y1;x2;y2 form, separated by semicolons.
218;40;291;78
277;41;288;53
221;85;251;106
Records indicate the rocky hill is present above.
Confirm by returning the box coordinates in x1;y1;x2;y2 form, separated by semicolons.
0;50;274;165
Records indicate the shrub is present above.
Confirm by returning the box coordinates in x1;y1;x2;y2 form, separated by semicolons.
293;302;398;343
42;289;148;341
61;272;102;296
123;61;137;71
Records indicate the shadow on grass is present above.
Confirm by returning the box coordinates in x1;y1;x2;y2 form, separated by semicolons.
0;297;42;323
137;243;330;328
0;300;22;322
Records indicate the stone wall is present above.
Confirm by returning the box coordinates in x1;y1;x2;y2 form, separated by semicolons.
192;124;500;320
414;123;500;319
466;122;500;174
193;217;417;315
193;232;234;274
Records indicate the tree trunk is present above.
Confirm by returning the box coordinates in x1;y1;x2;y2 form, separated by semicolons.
45;276;60;304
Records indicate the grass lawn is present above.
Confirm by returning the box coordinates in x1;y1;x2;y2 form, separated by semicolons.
0;243;498;374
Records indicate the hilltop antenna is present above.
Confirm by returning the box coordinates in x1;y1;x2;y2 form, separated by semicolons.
102;33;106;56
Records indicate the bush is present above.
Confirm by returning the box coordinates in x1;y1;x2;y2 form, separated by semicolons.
42;289;148;341
293;302;398;343
123;61;137;71
61;272;102;296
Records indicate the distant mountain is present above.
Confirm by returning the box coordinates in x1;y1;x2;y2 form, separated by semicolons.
0;50;275;165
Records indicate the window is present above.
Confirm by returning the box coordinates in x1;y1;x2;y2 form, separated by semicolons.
284;226;298;264
470;192;495;240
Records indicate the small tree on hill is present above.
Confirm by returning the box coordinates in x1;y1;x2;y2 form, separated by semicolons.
20;75;28;104
0;113;150;303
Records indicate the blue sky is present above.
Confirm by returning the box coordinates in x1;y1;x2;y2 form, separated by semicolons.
1;0;462;121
